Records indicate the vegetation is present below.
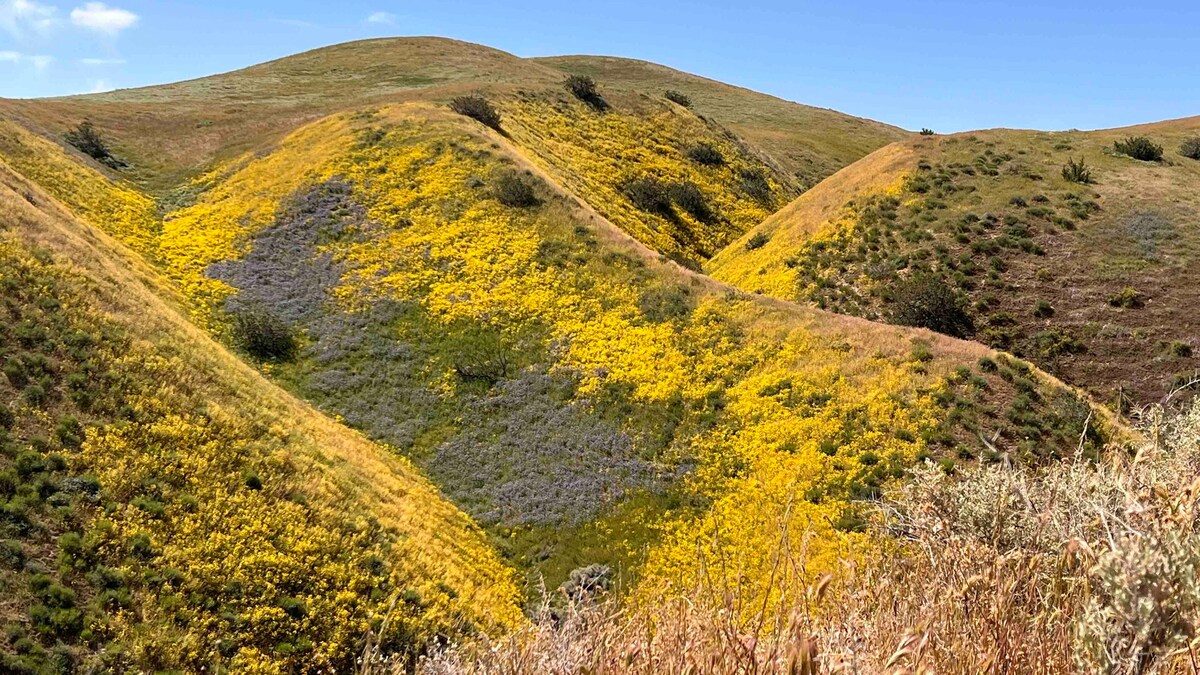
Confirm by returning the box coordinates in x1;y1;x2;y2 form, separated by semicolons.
887;275;974;338
663;90;692;107
449;95;502;131
62;120;126;169
920;128;935;136
1062;156;1093;183
685;142;724;166
1113;135;1164;161
563;74;607;110
1180;137;1200;160
229;305;299;360
493;170;542;207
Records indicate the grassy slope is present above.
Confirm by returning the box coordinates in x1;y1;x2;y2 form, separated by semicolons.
533;55;911;187
0;129;521;672
710;118;1200;404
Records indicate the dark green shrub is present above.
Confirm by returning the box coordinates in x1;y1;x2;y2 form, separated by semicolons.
1180;138;1200;160
243;472;263;490
564;74;607;110
279;596;307;619
622;177;673;217
1113;136;1163;161
664;90;692;107
1033;300;1054;318
685;143;724;166
63;120;126;169
493;171;540;207
1062;157;1093;184
886;275;974;338
230;307;298;361
745;232;770;251
1167;340;1193;358
920;128;935;136
737;167;772;203
559;563;612;602
668;181;713;222
449;95;502;131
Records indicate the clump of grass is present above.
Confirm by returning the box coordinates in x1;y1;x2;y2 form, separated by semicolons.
1108;287;1144;309
449;95;502;131
1113;136;1164;161
1062;156;1093;184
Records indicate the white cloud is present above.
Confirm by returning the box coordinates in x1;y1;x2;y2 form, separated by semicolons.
88;78;111;93
366;11;396;25
70;2;137;35
0;49;52;70
80;56;124;65
0;0;59;37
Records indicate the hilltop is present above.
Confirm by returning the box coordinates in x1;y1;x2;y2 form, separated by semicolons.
0;37;1123;671
711;117;1200;405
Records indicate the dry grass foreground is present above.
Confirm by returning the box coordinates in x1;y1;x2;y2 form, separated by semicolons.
405;399;1200;675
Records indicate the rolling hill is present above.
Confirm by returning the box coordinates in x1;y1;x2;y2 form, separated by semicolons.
711;118;1200;406
0;36;1118;670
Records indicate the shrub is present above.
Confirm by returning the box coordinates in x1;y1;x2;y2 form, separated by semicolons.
1113;136;1164;161
1062;157;1093;184
229;306;299;361
685;143;724;166
920;128;936;136
1033;300;1054;318
737;168;772;203
1167;340;1193;358
622;178;673;218
668;181;713;222
745;232;769;251
1108;287;1144;309
887;275;974;338
1180;138;1200;160
564;74;607;110
449;95;502;131
493;171;540;207
559;564;612;602
664;90;692;107
63;120;126;169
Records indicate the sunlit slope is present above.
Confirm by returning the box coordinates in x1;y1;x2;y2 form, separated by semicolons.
152;102;1108;601
0;140;520;672
534;55;911;186
710;117;1200;403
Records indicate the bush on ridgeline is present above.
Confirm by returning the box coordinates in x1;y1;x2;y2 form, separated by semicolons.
1062;157;1093;184
564;74;607;110
664;90;692;107
920;128;936;136
1180;138;1200;161
887;274;974;338
1113;136;1164;161
63;120;126;169
685;143;725;166
493;171;541;207
229;306;298;361
449;95;502;131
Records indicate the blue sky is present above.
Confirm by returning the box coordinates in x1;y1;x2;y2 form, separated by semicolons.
2;0;1197;132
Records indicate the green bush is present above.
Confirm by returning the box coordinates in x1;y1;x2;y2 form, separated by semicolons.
745;232;770;251
449;95;502;131
622;177;673;218
564;74;607;110
1180;138;1200;160
664;90;692;107
685;143;724;166
920;128;936;136
229;307;298;361
886;275;974;338
63;120;126;169
737;168;772;203
1113;136;1163;161
493;171;540;207
1062;157;1093;184
1167;340;1193;358
668;181;713;222
1108;287;1144;309
1033;300;1055;318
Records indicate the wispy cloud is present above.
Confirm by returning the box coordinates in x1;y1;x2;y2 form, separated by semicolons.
0;49;53;70
70;2;137;35
88;78;111;93
80;56;124;65
0;0;59;37
366;11;396;25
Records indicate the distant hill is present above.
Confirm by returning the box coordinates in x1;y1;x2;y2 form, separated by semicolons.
710;117;1200;404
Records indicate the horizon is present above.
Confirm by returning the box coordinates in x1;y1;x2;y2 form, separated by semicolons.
1;0;1198;133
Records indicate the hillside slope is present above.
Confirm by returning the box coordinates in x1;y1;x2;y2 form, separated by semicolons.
710;117;1200;404
0;132;521;672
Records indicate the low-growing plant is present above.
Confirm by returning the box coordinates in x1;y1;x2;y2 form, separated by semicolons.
564;74;607;110
886;274;974;338
685;143;724;166
449;95;502;131
1113;135;1164;161
1180;137;1200;160
745;232;769;251
668;181;713;222
1062;157;1093;184
663;90;692;107
920;128;936;136
622;177;673;218
1108;287;1144;309
493;171;541;207
229;306;299;361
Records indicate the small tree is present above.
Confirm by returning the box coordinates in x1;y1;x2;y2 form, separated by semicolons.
887;275;974;338
1113;136;1163;161
1180;138;1200;161
63;120;125;169
230;307;298;361
449;95;502;131
564;74;607;110
1062;157;1093;184
664;90;692;107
